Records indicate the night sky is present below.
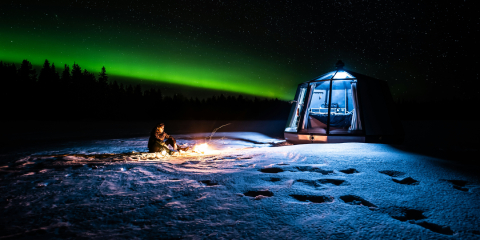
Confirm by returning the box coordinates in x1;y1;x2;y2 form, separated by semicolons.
1;1;477;101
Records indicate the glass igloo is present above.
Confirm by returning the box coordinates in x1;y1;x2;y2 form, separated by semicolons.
284;61;403;144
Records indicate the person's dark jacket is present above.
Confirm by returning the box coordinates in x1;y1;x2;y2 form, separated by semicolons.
148;127;170;152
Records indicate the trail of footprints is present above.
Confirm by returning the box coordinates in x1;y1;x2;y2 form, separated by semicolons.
255;165;356;206
378;171;475;192
156;165;471;236
253;165;460;235
12;156;470;236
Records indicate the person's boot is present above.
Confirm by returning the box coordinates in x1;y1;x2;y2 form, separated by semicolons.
177;145;189;152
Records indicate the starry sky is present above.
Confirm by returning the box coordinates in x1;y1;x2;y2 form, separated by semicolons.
0;1;477;101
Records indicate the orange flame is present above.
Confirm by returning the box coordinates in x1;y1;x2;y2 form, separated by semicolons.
193;143;209;153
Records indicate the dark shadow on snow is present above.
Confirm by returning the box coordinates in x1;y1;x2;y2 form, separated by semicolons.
259;167;284;173
416;221;454;235
339;168;359;174
379;170;405;177
317;179;347;186
380;206;454;235
392;177;419;185
290;195;333;203
243;190;274;197
265;177;282;182
199;180;218;186
440;179;470;192
380;207;427;222
340;195;377;208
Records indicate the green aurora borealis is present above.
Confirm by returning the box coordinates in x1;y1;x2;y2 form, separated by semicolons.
0;8;300;100
1;30;297;100
2;1;477;102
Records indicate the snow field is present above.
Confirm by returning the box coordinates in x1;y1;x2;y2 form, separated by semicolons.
0;133;479;239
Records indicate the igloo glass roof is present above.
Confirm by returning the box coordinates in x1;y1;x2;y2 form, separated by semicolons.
316;71;355;80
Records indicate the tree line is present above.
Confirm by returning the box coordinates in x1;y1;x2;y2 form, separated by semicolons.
0;59;291;121
2;59;463;122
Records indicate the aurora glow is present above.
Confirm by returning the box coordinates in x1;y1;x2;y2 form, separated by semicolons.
0;2;306;100
0;1;477;102
1;25;299;99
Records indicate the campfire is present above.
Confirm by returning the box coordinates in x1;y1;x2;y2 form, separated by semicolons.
193;143;210;154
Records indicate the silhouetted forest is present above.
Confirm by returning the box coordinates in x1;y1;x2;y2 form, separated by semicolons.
0;59;291;121
1;59;472;122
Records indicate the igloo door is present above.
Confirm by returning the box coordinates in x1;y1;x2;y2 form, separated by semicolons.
284;86;307;132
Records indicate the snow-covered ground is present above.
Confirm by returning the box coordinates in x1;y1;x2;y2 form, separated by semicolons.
0;132;479;239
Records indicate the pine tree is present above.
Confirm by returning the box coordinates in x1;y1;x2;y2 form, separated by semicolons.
98;66;108;87
71;62;82;86
50;63;60;84
18;59;36;85
38;59;52;86
82;69;96;86
17;60;37;115
61;64;71;85
4;63;18;83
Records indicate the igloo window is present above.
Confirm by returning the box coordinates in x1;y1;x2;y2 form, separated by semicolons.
332;71;354;79
316;71;354;80
316;72;335;80
306;80;362;134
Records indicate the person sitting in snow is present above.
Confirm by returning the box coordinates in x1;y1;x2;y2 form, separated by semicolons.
148;123;185;154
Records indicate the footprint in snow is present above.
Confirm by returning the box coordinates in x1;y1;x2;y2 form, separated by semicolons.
290;194;333;203
340;195;377;210
415;221;454;235
199;180;218;186
265;177;282;182
380;207;427;222
379;170;405;177
243;190;273;199
339;168;359;174
259;167;284;173
392;177;419;185
380;206;454;235
379;170;419;185
317;179;348;186
441;179;470;192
